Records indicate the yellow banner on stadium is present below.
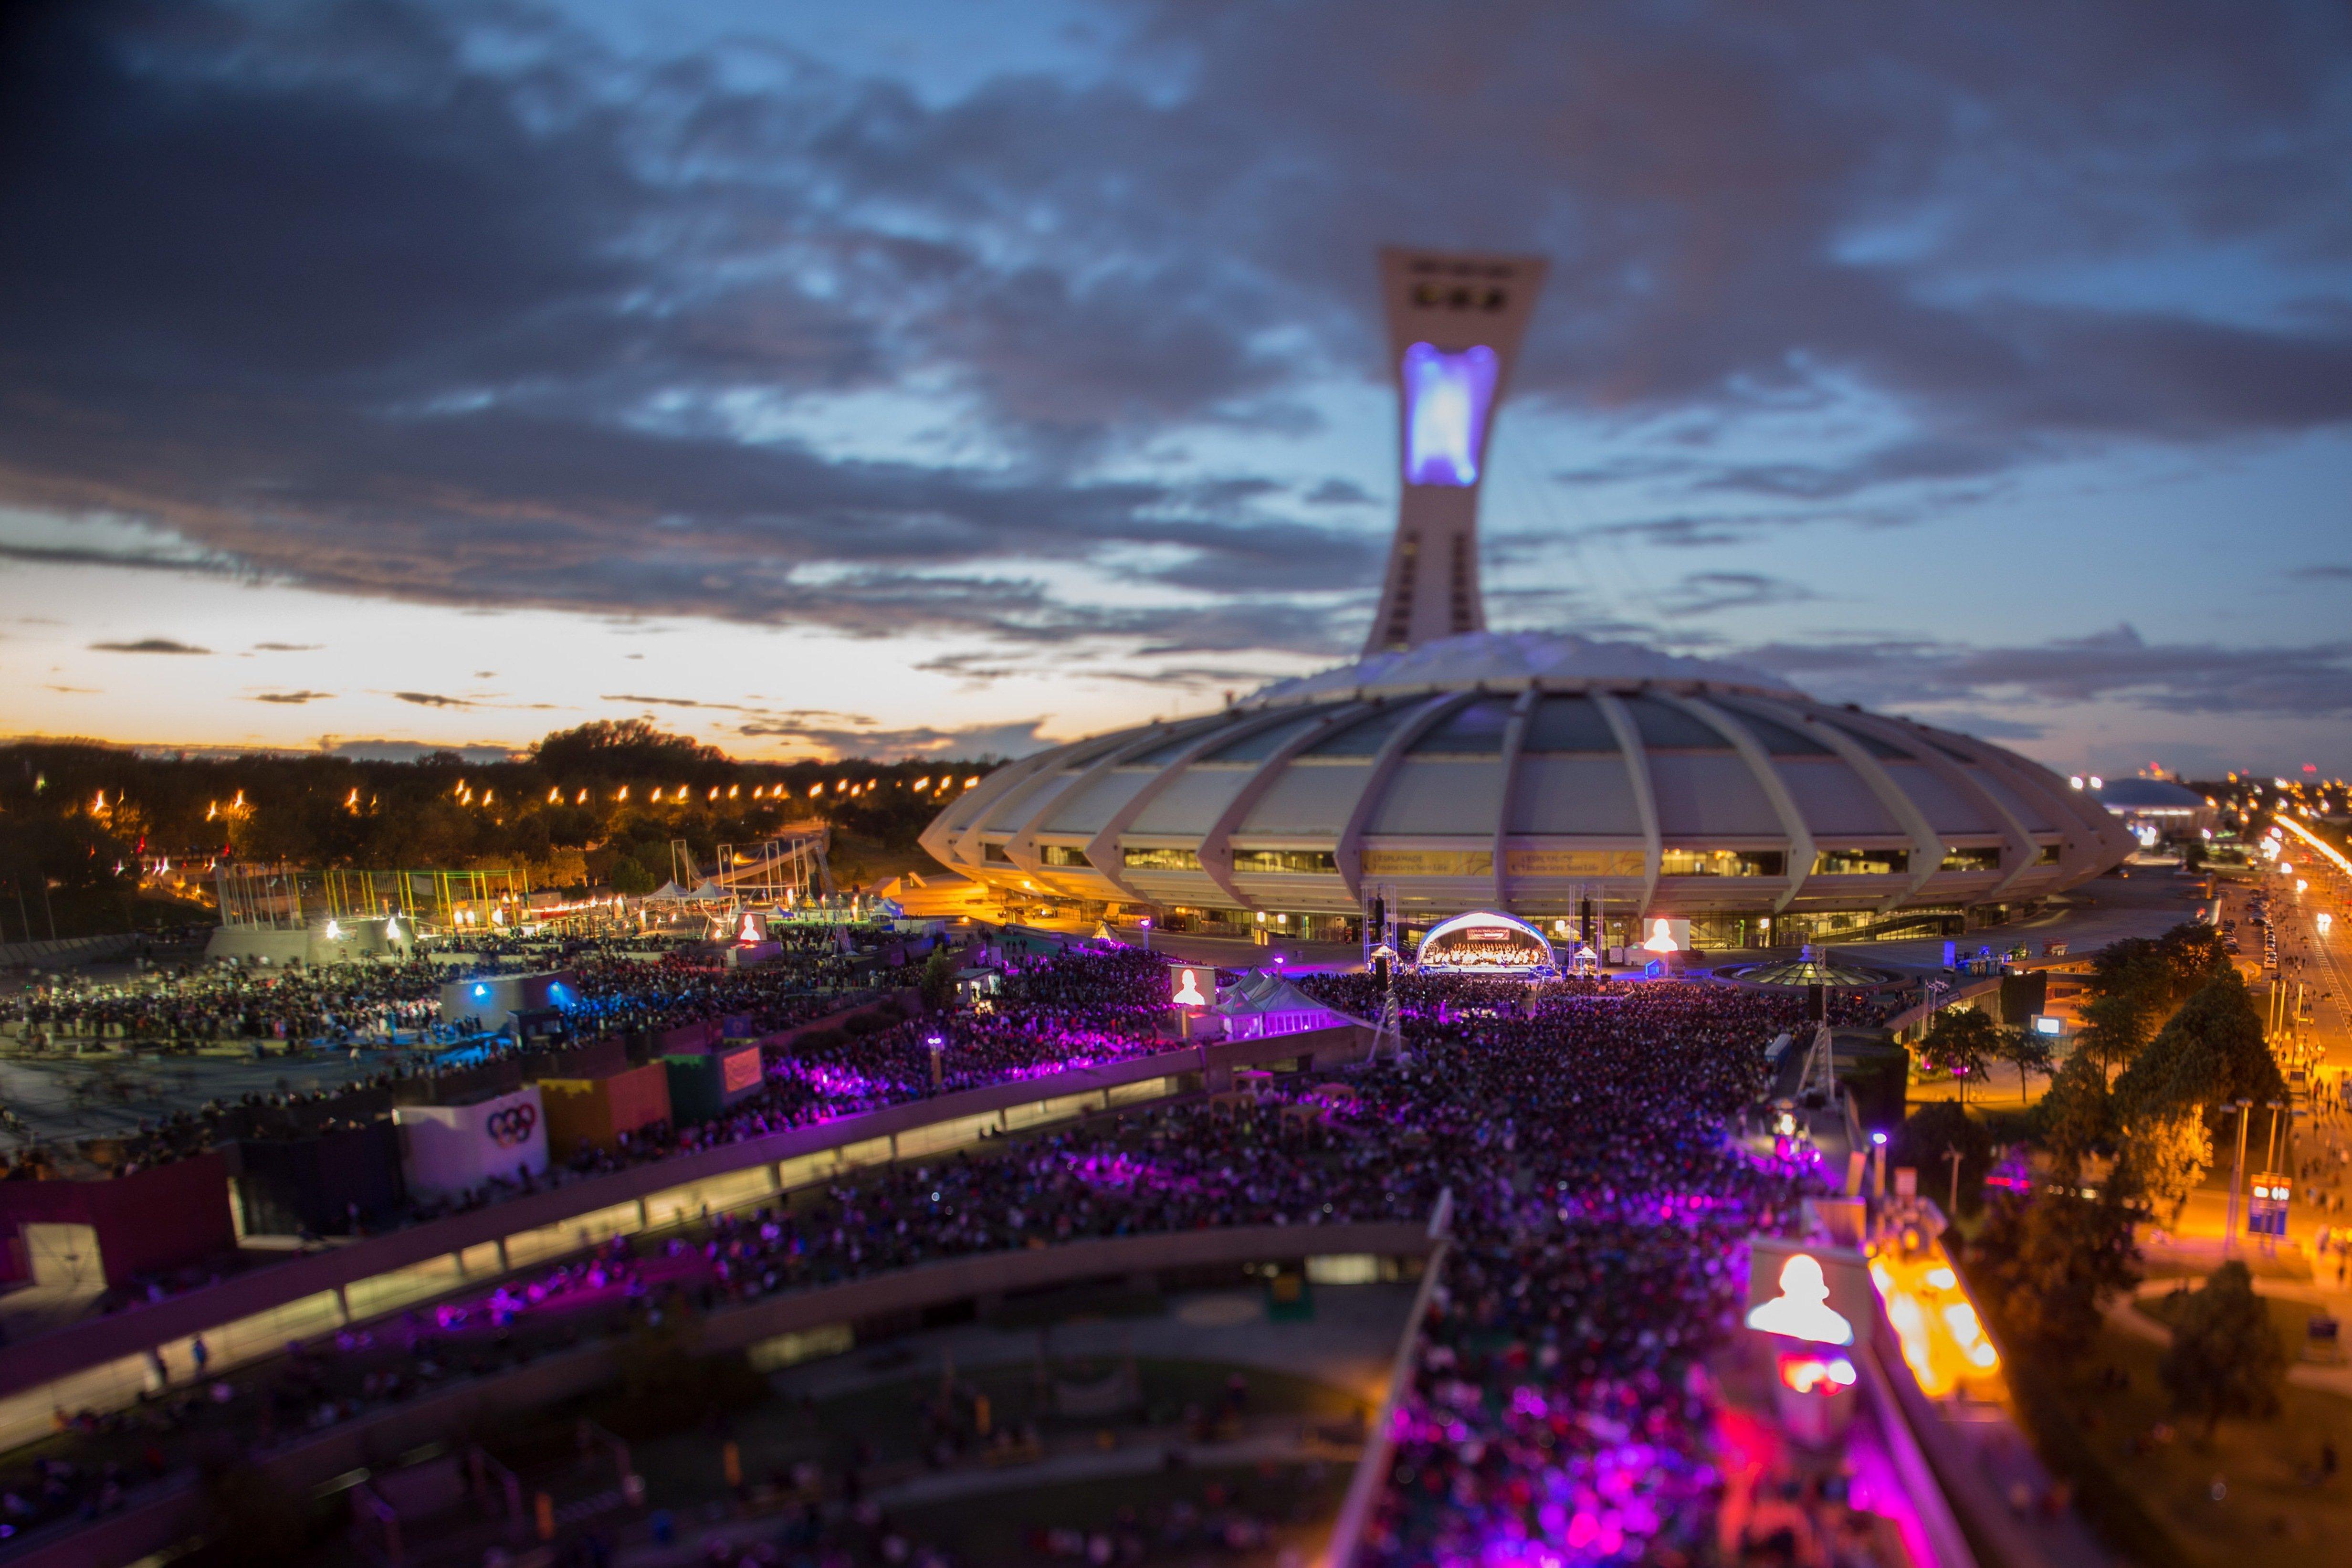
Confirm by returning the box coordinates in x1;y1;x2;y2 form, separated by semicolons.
1360;850;1494;877
1503;849;1646;878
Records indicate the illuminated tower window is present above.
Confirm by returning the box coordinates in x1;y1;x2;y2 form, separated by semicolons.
1400;343;1499;487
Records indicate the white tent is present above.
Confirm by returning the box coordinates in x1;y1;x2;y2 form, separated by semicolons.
642;881;691;902
1213;970;1363;1041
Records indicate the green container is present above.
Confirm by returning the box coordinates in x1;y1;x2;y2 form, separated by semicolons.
661;1044;765;1126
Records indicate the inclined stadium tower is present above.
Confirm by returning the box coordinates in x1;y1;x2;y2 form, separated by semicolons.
918;248;2134;949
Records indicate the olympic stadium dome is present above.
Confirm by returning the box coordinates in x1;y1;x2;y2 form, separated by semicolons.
918;247;2133;947
917;629;2135;949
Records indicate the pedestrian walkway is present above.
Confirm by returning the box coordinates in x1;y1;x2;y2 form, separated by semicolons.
2109;1274;2352;1400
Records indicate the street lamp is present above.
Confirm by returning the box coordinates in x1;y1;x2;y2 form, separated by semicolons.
1943;1145;1964;1221
2223;1098;2255;1256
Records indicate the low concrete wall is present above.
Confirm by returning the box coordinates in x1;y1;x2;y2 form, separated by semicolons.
0;934;138;971
1;1218;1431;1568
0;1023;1373;1402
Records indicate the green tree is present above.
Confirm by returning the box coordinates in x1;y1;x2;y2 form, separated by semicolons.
2037;1052;2118;1177
2074;924;2234;1074
2159;1261;2285;1436
609;857;655;895
1996;1026;2056;1105
1890;1101;1993;1217
920;946;958;1014
1919;1008;2002;1104
1974;1187;2141;1355
2112;971;2283;1120
2116;1110;2213;1226
533;719;724;781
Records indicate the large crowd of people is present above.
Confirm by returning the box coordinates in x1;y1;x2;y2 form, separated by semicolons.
0;928;901;1053
0;944;1872;1564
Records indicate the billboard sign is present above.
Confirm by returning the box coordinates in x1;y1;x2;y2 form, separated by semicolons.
1168;964;1217;1009
1744;1236;1874;1351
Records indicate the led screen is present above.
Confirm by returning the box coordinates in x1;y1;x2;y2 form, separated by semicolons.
1401;342;1499;486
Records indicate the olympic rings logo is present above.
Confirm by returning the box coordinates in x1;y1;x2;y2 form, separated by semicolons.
486;1105;538;1147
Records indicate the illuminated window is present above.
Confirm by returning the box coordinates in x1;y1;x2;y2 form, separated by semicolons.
1122;846;1202;871
2035;843;2062;865
1039;844;1090;868
1811;848;1910;876
1659;848;1785;877
1232;849;1338;875
1400;342;1499;486
1939;845;2002;872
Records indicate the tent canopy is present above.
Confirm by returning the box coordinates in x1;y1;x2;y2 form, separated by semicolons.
1214;970;1366;1038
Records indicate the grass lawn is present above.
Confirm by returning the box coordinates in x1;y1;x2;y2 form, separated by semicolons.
2023;1324;2352;1566
2140;1286;2320;1351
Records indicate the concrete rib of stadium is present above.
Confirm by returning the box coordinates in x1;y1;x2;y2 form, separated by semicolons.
919;249;2133;945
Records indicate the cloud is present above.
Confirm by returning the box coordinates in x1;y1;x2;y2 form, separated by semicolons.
89;638;210;654
0;0;2340;672
1658;572;1819;617
252;690;334;704
2292;565;2352;581
251;642;321;651
1748;623;2352;716
1304;478;1376;506
390;691;472;708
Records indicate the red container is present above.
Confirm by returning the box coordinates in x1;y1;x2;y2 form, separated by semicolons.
0;1153;237;1289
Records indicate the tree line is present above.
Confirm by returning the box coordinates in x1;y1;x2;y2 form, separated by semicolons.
0;721;1006;938
1916;919;2295;1444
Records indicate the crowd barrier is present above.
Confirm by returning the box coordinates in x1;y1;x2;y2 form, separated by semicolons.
0;1216;1432;1568
0;1023;1374;1451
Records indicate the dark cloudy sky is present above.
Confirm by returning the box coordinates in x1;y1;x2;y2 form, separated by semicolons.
2;0;2350;772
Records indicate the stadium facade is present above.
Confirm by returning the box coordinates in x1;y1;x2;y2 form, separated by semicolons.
919;249;2133;947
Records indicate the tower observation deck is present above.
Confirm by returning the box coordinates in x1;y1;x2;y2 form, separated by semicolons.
1364;247;1549;656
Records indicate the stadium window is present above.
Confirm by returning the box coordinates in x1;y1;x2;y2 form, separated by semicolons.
1232;849;1338;875
1039;844;1089;868
2035;843;2063;865
1658;848;1786;877
981;842;1014;864
1810;848;1910;876
1122;846;1202;871
1939;845;2003;872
